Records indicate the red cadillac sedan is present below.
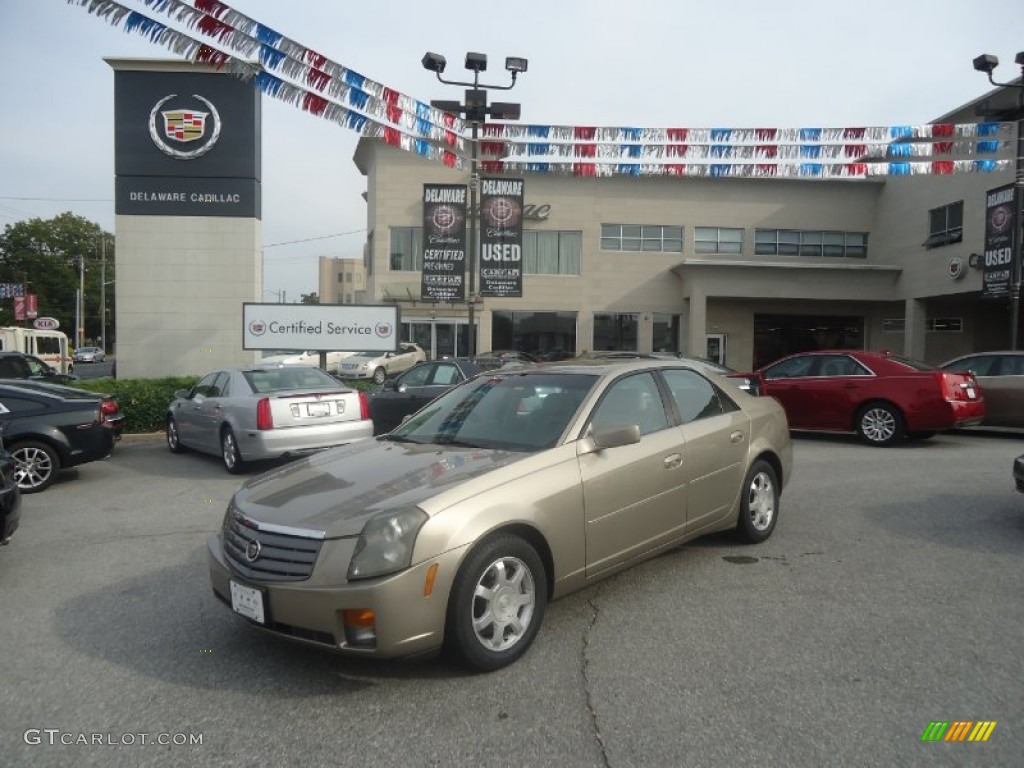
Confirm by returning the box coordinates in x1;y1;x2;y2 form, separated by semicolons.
754;350;985;446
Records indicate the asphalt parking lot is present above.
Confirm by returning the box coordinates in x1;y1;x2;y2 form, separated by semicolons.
1;429;1022;767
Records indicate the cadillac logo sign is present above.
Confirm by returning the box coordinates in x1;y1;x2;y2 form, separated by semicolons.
245;539;262;562
148;93;222;159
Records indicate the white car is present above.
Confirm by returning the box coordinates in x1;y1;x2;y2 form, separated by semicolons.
259;350;357;375
339;343;427;384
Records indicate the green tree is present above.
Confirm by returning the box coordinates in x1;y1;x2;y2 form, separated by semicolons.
300;292;320;304
0;213;115;347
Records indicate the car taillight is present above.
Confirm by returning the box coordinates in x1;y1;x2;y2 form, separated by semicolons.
938;372;976;402
101;399;118;416
256;397;274;430
96;405;105;424
358;391;370;421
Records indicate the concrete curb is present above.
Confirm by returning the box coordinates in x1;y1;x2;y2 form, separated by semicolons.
120;432;165;444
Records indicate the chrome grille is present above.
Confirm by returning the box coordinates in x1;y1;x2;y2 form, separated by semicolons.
223;511;322;582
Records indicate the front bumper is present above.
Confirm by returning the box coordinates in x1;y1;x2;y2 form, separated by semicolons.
339;369;374;380
207;532;467;659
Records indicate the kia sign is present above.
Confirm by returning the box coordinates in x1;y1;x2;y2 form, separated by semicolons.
33;317;60;330
243;304;400;352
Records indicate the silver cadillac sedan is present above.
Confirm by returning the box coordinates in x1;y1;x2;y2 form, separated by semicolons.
167;365;373;473
207;359;792;671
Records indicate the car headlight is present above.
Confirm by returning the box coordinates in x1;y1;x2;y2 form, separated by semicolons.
348;507;428;580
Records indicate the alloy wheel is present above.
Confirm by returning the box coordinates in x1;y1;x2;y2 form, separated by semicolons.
471;556;536;652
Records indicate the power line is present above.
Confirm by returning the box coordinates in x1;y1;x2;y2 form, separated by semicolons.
262;228;365;248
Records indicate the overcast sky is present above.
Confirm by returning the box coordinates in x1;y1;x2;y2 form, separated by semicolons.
0;0;1020;301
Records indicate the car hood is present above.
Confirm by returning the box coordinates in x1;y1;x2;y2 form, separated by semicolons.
231;438;524;538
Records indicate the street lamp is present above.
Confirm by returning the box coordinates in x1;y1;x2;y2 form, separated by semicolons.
973;51;1024;349
422;50;526;357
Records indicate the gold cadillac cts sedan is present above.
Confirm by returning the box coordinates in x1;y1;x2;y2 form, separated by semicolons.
207;360;792;672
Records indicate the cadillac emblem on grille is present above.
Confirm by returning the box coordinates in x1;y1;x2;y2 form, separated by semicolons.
245;539;262;562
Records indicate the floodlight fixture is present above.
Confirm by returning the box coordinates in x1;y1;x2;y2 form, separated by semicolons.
421;52;447;73
972;54;999;74
505;57;529;74
489;102;521;121
465;52;488;73
430;99;463;114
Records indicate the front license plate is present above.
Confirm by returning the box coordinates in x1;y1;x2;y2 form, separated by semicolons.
306;402;330;417
229;580;266;624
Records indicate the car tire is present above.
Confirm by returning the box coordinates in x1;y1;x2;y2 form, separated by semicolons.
10;440;60;494
444;533;548;673
735;460;779;544
166;416;185;453
221;427;245;474
856;402;905;446
373;367;387;385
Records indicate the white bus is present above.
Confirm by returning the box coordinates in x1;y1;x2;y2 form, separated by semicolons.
0;327;74;374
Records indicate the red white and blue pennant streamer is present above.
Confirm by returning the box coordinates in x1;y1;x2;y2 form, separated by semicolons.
68;0;1014;179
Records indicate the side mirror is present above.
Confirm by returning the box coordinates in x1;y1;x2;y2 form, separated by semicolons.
173;388;190;400
578;423;641;455
397;383;409;394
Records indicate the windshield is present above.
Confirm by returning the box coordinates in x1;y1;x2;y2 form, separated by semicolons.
389;372;599;452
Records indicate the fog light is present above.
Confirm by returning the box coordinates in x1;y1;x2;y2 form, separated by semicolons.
342;609;377;648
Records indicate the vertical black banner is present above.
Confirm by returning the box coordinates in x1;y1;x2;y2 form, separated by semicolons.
421;184;467;302
479;177;525;298
982;183;1018;299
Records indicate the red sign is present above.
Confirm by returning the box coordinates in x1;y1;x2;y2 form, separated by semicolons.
13;296;25;321
26;293;37;319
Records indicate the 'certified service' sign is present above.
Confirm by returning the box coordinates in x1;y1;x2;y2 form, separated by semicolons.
243;304;400;352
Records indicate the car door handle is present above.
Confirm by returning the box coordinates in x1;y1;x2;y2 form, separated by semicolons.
730;431;744;443
663;453;682;469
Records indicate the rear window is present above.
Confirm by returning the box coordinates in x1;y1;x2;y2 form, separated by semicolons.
885;355;936;372
244;367;345;393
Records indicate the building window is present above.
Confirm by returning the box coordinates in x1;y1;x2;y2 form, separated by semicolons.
389;227;423;271
652;314;680;352
593;312;639;351
601;224;682;252
694;227;743;255
754;229;868;258
523;231;582;275
881;317;962;333
345;272;353;283
923;202;963;248
337;273;345;283
491;311;577;358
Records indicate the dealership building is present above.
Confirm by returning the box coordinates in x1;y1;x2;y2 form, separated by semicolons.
350;84;1021;371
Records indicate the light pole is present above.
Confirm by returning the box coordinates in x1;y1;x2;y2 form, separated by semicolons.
422;51;527;357
973;51;1024;350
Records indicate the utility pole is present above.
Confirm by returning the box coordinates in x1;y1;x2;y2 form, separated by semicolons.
99;237;107;353
78;255;85;348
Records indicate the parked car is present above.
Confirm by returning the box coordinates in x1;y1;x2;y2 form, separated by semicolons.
0;381;120;493
753;349;985;446
0;424;22;546
338;343;427;384
473;350;538;371
259;350;358;375
166;365;373;473
1;380;124;440
368;359;483;434
939;351;1024;429
207;359;792;671
72;346;106;363
0;351;78;384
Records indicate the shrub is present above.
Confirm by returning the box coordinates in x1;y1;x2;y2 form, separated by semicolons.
74;376;199;434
